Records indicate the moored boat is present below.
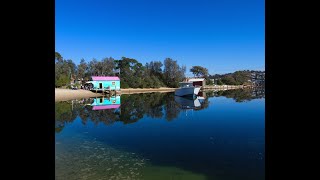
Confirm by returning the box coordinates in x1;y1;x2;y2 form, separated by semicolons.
174;82;201;97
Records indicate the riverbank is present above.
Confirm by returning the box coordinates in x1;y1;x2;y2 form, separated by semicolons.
55;89;103;102
121;87;177;94
203;85;251;90
55;86;250;102
55;88;178;102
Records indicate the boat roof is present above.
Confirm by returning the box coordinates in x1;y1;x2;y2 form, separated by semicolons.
179;82;193;84
188;78;205;82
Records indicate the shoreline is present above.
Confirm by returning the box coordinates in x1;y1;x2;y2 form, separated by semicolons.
55;88;178;102
55;85;250;102
55;89;104;102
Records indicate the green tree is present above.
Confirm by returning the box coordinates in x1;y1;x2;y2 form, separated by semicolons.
101;57;115;76
221;75;237;85
190;66;209;77
77;58;88;80
55;52;75;87
232;71;251;85
163;58;186;87
115;57;146;88
55;52;63;63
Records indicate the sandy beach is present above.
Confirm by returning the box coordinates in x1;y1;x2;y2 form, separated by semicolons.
55;88;178;102
55;89;103;102
120;87;177;94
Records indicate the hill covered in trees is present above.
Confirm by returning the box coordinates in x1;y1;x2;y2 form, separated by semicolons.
209;70;265;85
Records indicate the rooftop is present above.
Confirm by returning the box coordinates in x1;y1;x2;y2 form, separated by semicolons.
187;78;205;82
91;76;120;81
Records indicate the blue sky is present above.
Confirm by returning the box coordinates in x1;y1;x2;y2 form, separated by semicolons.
56;0;264;75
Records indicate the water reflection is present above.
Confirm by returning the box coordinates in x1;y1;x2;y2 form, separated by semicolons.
91;95;121;110
55;88;265;133
215;88;265;102
55;88;265;180
174;96;204;109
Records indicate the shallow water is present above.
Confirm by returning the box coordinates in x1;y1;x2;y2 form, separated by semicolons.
55;89;265;180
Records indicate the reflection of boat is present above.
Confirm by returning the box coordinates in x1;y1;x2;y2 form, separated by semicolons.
91;95;121;110
174;96;202;109
174;82;201;97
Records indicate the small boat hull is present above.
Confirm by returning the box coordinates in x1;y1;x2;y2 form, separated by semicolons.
174;87;201;97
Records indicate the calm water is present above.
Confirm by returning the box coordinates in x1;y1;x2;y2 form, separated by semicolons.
55;89;265;180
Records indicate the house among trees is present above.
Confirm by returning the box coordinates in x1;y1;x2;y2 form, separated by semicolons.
84;76;120;91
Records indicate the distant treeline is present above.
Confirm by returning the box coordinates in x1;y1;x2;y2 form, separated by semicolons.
55;51;262;88
55;52;214;88
209;70;264;85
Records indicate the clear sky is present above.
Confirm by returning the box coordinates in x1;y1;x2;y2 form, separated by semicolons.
56;0;264;75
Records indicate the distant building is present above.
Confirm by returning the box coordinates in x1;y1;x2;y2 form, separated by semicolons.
250;71;265;87
187;78;206;88
85;76;121;90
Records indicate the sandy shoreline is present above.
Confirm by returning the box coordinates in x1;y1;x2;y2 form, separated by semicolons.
55;89;103;102
55;88;178;102
121;88;177;94
55;85;247;102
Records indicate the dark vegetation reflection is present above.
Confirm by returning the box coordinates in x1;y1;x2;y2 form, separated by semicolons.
56;88;264;133
55;88;265;180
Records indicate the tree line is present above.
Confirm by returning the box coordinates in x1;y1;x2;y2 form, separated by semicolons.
55;52;213;88
209;70;264;85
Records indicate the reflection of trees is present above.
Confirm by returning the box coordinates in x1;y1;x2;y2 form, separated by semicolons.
164;93;181;121
215;88;265;102
118;94;145;124
55;101;80;133
55;89;266;133
55;93;177;133
55;92;214;133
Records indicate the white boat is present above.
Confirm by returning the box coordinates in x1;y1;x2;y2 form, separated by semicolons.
174;82;201;97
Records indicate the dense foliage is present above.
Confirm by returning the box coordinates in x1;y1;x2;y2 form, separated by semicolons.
55;51;263;87
209;70;264;85
55;52;186;88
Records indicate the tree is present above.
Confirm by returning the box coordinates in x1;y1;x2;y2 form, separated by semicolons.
190;66;208;77
88;58;99;76
55;52;63;63
101;57;115;76
116;57;145;88
163;58;186;87
221;75;237;85
232;71;251;85
55;52;75;87
77;58;88;80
